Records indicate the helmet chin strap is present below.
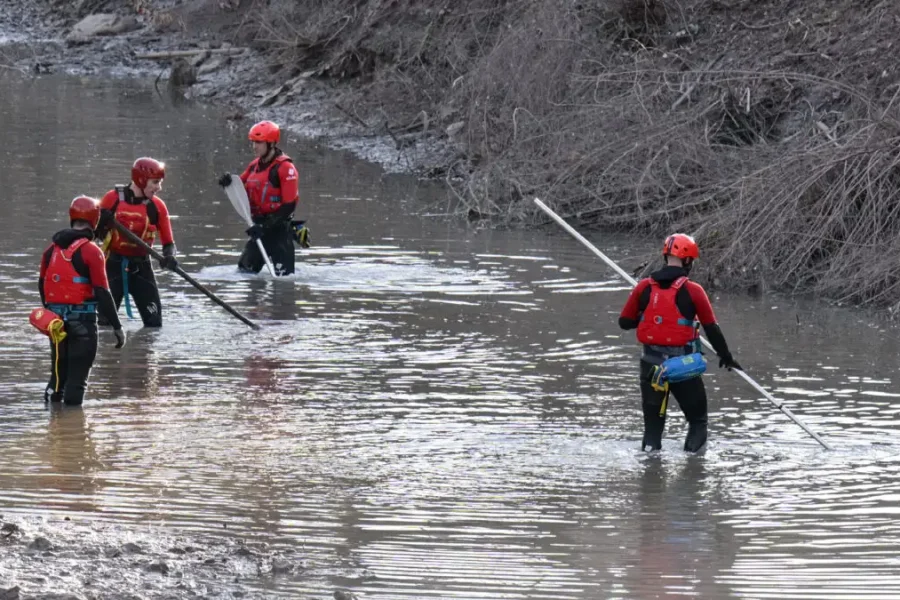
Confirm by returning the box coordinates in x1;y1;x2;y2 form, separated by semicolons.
133;182;152;200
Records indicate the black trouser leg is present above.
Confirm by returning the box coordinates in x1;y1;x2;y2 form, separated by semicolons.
639;361;666;451
45;336;67;403
238;221;295;275
62;320;98;406
238;238;264;274
638;360;709;452
129;259;162;327
639;381;667;451
670;376;709;452
46;320;98;406
264;224;295;276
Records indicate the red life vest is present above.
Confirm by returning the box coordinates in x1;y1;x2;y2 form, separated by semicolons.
244;155;295;216
636;277;699;347
43;238;94;305
106;187;164;256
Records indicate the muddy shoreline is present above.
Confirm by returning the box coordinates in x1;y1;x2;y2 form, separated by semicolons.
0;512;344;600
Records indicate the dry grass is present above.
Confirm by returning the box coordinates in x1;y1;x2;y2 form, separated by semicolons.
248;0;900;306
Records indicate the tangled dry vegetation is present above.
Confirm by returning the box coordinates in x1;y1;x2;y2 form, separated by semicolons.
249;0;900;305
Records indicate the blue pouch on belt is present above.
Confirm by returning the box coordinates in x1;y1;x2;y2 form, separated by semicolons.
650;352;707;392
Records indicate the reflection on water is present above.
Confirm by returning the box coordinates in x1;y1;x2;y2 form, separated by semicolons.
1;72;900;598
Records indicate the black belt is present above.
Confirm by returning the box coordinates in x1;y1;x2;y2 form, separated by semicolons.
46;303;98;322
643;344;697;359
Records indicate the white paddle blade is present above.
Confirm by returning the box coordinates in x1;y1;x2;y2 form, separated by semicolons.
222;174;279;277
223;174;253;225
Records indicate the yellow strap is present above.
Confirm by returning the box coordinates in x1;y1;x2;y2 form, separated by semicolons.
53;337;60;393
649;364;670;417
49;319;67;344
50;319;66;394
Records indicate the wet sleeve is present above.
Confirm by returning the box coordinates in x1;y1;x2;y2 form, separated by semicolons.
155;199;175;246
98;190;117;210
618;279;650;330
687;282;733;359
38;245;52;304
81;243;110;289
702;323;733;361
81;243;120;329
686;282;717;325
93;287;122;330
278;161;300;204
269;201;297;222
94;190;118;241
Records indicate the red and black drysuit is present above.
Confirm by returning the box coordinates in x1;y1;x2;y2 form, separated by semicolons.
95;186;177;327
39;228;122;405
618;265;738;452
238;149;299;275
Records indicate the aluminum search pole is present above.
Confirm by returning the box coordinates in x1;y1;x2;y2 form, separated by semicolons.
533;197;832;450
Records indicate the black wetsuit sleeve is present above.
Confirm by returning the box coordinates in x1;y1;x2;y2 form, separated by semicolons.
265;201;296;225
618;316;638;330
38;246;53;304
94;286;122;330
702;322;732;360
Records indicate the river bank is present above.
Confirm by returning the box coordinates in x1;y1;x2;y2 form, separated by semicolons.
3;5;900;599
0;0;456;177
6;0;900;308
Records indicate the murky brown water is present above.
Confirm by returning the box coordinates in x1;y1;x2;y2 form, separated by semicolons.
3;72;900;599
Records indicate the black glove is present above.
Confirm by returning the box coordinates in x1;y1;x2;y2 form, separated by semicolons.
158;255;179;271
719;355;742;371
218;173;232;187
114;328;126;349
246;224;264;240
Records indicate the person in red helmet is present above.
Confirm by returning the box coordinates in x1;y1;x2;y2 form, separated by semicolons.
218;120;300;275
618;233;741;452
38;196;126;406
94;157;178;327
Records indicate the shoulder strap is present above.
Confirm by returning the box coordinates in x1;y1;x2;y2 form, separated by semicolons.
147;197;160;225
267;155;292;189
671;276;689;290
113;185;129;212
62;237;91;258
70;241;93;281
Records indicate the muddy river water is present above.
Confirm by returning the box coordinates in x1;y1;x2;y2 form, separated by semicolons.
2;73;900;599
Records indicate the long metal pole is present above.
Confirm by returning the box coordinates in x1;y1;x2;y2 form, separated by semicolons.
534;197;832;450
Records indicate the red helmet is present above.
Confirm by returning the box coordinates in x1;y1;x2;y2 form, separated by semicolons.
662;233;699;260
131;157;166;189
69;195;101;229
248;120;280;144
